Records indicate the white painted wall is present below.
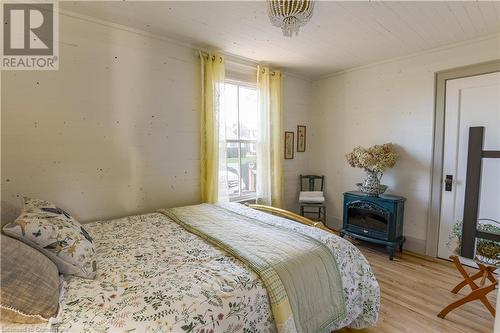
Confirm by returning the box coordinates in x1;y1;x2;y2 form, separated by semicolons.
310;34;500;253
1;13;201;223
1;13;312;223
283;75;313;213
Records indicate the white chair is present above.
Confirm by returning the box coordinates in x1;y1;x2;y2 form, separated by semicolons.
299;175;326;223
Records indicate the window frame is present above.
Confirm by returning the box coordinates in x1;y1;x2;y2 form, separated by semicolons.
224;79;258;203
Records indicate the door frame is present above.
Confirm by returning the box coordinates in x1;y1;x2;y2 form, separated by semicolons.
426;60;500;257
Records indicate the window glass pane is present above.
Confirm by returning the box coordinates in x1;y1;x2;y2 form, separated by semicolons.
238;86;258;140
240;142;257;195
224;83;238;140
226;142;240;197
223;82;258;200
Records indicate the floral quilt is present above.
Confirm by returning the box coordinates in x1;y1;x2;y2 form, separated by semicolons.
51;203;379;333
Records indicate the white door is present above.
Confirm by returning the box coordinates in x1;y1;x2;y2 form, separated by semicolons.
437;71;500;260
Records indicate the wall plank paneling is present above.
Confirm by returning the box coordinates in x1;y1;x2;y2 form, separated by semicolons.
283;75;313;213
2;14;201;223
1;13;313;223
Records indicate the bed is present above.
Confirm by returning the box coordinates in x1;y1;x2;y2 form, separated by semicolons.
19;203;379;332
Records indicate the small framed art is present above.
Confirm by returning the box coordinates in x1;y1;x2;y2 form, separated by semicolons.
284;131;294;159
297;125;306;152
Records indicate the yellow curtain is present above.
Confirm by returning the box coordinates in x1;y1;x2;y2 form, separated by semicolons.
257;65;284;207
200;52;226;203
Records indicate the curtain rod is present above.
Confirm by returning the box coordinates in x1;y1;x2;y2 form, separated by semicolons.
197;50;283;77
198;50;260;70
199;50;223;63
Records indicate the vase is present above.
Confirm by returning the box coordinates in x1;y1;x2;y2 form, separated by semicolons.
356;170;388;196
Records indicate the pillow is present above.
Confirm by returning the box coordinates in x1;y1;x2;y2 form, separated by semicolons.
1;235;60;323
2;198;96;279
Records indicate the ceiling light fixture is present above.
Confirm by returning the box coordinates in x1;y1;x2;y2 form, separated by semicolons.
267;0;314;37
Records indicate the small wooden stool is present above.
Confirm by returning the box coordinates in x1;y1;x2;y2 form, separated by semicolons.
438;255;497;318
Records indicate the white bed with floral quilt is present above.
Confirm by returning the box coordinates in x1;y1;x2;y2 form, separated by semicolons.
48;203;379;333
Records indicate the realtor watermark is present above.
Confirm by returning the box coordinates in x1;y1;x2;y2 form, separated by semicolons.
1;1;59;70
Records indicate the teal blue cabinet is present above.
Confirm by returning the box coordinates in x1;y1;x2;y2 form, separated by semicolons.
340;191;406;260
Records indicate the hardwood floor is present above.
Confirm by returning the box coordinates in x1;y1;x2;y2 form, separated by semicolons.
336;241;496;333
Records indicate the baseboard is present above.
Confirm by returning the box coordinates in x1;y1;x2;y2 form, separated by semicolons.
404;235;426;254
325;216;342;230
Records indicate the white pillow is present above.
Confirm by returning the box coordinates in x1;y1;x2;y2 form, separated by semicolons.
2;198;96;279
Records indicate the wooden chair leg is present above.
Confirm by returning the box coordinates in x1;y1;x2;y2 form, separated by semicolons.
451;269;487;294
450;256;480;290
478;290;497;316
438;283;496;318
438;256;498;319
479;264;498;284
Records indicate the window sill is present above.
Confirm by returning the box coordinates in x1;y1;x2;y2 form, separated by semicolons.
230;195;257;204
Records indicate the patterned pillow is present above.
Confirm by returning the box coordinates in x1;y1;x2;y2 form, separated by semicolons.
2;198;96;279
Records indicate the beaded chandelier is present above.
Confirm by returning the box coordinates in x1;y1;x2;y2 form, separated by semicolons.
267;0;315;37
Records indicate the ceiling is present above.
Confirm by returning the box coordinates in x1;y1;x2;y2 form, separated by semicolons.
60;1;500;78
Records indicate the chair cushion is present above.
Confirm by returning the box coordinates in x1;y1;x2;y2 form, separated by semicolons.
299;191;325;204
2;198;96;279
1;235;60;323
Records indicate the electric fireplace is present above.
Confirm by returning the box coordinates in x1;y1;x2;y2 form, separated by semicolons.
340;191;406;260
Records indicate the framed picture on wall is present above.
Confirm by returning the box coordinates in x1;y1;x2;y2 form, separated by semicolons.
284;131;294;159
297;125;306;152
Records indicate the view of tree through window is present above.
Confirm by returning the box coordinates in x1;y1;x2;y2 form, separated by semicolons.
224;82;258;201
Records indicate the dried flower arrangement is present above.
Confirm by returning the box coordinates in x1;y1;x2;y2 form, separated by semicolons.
346;143;400;195
346;143;399;173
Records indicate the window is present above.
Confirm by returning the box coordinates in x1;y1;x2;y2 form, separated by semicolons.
224;82;258;201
